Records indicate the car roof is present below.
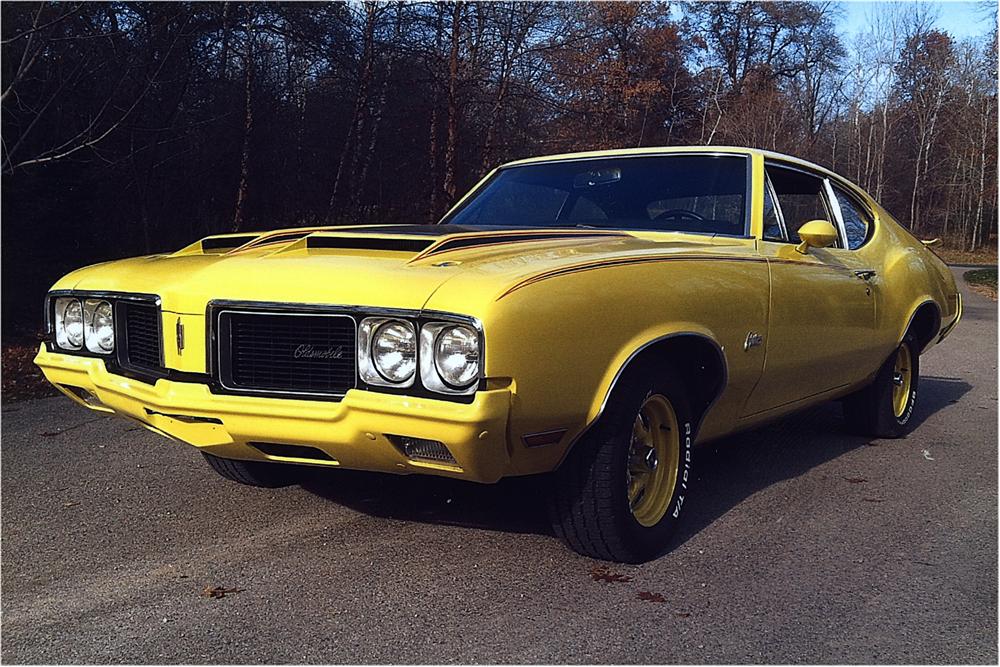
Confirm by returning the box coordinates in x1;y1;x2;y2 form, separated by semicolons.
502;146;832;177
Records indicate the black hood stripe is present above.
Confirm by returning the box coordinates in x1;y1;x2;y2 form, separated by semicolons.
417;231;629;259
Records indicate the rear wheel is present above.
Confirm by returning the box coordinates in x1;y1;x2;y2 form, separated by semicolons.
843;335;919;438
202;452;299;488
548;365;694;563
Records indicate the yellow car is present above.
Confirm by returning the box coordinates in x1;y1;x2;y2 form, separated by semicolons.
35;146;961;562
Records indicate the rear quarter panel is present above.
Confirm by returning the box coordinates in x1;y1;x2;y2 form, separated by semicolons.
858;201;957;356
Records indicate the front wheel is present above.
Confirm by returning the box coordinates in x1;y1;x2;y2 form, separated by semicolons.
202;452;300;488
843;335;919;438
547;366;694;563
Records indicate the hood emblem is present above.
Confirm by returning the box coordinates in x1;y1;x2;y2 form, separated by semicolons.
176;319;185;353
294;344;344;360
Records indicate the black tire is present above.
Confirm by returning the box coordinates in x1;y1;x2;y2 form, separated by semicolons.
547;363;694;563
843;335;919;438
202;452;299;488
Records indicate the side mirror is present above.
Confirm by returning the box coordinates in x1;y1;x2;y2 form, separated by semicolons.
795;220;839;254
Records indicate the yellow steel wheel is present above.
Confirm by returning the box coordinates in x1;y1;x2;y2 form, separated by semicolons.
891;343;912;419
626;394;680;528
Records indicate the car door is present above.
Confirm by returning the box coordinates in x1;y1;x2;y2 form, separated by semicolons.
742;162;879;416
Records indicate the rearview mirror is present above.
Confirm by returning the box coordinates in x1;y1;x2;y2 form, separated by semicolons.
795;220;839;254
573;168;621;189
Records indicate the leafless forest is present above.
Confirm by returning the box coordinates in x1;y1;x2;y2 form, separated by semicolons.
2;1;996;330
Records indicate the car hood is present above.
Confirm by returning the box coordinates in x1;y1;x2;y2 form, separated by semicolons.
55;225;754;315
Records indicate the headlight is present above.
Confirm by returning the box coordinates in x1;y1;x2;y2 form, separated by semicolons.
358;318;416;386
420;323;480;394
54;297;84;350
84;299;114;353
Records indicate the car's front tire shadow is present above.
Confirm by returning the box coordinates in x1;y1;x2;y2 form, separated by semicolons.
298;465;554;536
298;375;972;549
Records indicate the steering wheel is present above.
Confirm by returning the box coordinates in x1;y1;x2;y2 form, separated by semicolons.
654;209;706;222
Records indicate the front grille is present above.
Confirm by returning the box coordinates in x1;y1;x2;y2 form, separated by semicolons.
121;302;162;370
217;311;357;397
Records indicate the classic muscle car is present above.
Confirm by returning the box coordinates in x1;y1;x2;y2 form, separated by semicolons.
35;146;961;562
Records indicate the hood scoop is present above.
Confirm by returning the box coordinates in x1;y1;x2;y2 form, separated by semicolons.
201;234;260;252
307;235;434;253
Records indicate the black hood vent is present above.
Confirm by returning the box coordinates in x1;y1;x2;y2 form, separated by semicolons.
307;236;433;252
201;235;259;251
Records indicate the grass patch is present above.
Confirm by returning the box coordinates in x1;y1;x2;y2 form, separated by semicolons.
964;268;998;300
931;245;997;266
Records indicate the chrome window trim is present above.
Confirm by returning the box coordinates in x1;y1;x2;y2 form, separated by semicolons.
823;177;851;250
763;171;788;242
829;182;876;250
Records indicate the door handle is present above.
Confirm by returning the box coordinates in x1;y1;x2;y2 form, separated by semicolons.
854;269;877;281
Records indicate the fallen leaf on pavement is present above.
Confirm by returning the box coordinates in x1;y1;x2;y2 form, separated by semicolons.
590;566;632;583
200;585;244;599
843;476;867;483
674;610;692;617
922;450;935;461
636;591;666;603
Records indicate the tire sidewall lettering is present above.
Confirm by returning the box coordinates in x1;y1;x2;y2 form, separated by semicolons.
671;422;692;520
897;389;916;425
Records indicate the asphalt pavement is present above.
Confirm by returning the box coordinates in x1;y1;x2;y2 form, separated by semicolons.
2;269;996;664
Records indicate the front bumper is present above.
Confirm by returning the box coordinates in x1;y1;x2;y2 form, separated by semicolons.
34;346;513;483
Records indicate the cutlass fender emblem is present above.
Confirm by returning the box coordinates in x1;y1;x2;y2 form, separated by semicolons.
744;331;764;351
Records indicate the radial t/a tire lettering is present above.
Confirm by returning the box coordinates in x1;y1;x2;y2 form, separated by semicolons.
547;363;694;563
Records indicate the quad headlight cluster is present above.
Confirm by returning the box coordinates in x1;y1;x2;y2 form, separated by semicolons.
358;317;481;395
53;296;115;354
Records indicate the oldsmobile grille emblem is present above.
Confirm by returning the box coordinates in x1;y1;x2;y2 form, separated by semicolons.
294;344;344;360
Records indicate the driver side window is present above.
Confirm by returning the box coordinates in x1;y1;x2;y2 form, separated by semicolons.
765;164;842;248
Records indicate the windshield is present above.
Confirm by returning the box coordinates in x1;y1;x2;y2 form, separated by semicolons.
442;154;748;235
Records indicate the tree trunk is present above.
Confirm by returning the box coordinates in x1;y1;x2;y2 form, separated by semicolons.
232;50;254;232
428;3;445;220
442;1;463;204
329;3;379;218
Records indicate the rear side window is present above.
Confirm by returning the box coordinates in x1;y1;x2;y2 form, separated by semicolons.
765;164;841;248
833;186;873;250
